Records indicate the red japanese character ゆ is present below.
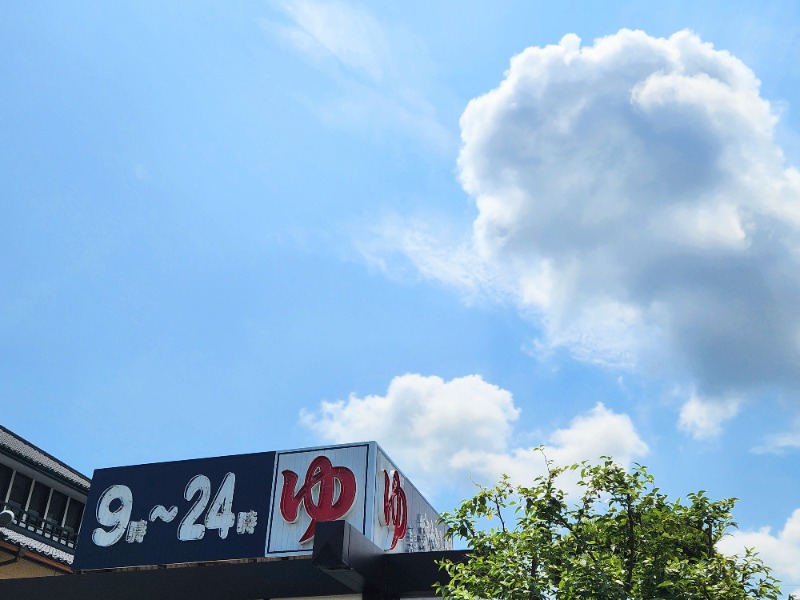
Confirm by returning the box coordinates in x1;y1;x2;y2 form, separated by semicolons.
383;469;407;550
280;455;357;543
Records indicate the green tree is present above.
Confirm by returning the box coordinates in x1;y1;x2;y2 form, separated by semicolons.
437;454;787;600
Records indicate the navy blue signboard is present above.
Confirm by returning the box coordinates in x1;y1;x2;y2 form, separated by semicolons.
73;452;276;570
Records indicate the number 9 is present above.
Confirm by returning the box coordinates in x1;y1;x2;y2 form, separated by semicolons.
92;484;133;547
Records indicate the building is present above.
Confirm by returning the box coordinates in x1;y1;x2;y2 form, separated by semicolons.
0;438;466;599
0;425;90;578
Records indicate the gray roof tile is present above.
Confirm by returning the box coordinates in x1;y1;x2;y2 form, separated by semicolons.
0;526;75;565
0;426;90;491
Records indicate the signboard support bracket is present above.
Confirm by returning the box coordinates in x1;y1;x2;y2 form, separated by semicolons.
312;520;398;600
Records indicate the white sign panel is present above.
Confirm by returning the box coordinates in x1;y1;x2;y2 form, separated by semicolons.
266;443;369;554
372;448;450;553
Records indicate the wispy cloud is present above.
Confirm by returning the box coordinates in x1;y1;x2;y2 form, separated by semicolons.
263;0;454;150
753;417;800;454
271;0;389;83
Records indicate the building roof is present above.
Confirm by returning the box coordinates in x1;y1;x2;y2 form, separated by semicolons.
0;425;90;492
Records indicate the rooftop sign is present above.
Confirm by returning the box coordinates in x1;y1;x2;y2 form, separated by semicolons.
72;451;275;570
73;442;449;570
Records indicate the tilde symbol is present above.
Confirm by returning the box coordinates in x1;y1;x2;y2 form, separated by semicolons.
280;455;357;543
383;470;407;550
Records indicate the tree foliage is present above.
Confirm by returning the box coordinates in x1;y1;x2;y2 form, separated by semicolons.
437;455;786;600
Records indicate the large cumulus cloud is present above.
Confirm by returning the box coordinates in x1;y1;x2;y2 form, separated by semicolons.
375;29;800;438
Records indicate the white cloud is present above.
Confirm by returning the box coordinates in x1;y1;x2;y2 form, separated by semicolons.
372;29;800;437
718;509;800;599
449;402;648;490
301;373;648;496
301;374;520;488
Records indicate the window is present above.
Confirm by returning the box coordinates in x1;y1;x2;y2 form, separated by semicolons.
0;464;12;502
8;472;32;509
64;499;84;531
46;489;68;524
27;481;50;517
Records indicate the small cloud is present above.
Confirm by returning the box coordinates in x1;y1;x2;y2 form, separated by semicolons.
547;403;649;466
678;392;742;440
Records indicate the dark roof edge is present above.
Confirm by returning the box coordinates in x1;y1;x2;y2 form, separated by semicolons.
0;532;74;569
0;425;90;491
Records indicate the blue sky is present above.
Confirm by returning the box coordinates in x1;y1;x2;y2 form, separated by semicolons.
2;0;800;593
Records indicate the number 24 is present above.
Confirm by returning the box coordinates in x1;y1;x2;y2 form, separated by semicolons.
179;472;236;540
